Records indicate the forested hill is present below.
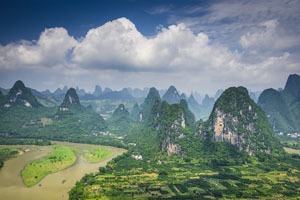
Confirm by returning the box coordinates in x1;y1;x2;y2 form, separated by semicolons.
69;85;300;200
206;86;283;158
258;74;300;133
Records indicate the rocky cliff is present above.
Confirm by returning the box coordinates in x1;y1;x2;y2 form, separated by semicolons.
3;80;42;108
137;87;196;157
58;88;81;111
207;86;282;156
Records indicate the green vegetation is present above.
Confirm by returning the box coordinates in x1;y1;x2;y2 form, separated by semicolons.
139;87;161;122
1;80;300;199
70;149;300;199
69;86;297;199
279;137;300;150
81;99;140;120
22;145;76;187
258;88;296;132
0;106;126;148
208;86;284;158
107;104;133;135
83;147;113;162
258;74;300;133
0;148;20;169
284;147;300;155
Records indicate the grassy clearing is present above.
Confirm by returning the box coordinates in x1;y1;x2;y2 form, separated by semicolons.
83;147;113;162
284;147;300;155
21;145;76;187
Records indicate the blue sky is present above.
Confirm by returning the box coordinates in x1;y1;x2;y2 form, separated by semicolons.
1;0;300;95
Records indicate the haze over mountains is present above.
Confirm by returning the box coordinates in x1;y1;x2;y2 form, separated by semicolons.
0;74;299;199
0;74;298;143
1;74;298;143
1;74;297;129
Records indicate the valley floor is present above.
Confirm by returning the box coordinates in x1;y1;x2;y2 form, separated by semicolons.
70;148;300;199
0;141;126;200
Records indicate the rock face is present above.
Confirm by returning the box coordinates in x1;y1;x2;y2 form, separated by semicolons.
258;74;300;133
138;88;196;157
3;80;42;108
208;86;281;156
159;101;194;157
59;88;81;111
162;86;182;104
162;113;185;155
212;108;248;152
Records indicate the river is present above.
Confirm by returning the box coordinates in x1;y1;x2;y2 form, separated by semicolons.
0;141;126;200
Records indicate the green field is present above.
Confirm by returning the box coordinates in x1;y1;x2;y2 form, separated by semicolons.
70;153;300;199
285;147;300;155
21;145;76;187
20;143;116;187
82;147;113;162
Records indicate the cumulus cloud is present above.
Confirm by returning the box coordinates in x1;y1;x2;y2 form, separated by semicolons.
0;27;77;69
72;18;146;70
0;17;299;94
72;17;237;72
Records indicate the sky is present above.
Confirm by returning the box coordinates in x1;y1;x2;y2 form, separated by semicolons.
1;0;300;95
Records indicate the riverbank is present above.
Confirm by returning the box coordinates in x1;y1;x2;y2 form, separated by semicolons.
0;141;126;200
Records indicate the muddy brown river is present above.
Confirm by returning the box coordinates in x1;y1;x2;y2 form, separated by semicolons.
0;141;126;200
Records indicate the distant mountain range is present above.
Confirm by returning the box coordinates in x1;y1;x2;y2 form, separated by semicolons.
127;85;282;160
1;74;298;200
0;74;297;135
0;76;296;200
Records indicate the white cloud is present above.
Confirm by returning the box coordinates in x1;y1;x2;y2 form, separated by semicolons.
0;27;77;69
72;18;146;70
72;18;237;72
240;20;300;51
0;17;299;94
